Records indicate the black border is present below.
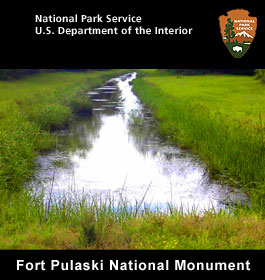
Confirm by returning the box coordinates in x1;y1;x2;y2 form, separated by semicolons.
1;250;264;275
0;6;264;277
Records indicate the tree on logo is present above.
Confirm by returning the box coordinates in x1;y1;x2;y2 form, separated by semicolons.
224;18;235;44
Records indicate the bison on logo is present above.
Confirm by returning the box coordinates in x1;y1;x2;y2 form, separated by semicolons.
219;9;257;58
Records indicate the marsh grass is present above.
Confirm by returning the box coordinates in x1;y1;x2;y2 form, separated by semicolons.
0;187;264;249
133;71;265;215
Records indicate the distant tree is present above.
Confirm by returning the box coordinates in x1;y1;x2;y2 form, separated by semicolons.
162;69;255;75
255;69;265;83
224;18;235;44
0;69;94;80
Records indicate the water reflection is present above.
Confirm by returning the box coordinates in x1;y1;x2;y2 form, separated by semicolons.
30;72;248;213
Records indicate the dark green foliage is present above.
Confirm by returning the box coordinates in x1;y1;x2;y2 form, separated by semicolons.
0;69;54;80
1;69;256;80
81;223;97;246
0;69;101;80
224;18;235;43
162;69;255;75
255;69;265;83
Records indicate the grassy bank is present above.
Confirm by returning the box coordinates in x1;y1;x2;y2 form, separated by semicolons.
0;70;127;191
0;190;264;249
133;69;265;214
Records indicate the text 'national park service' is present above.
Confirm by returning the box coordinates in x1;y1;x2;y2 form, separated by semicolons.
35;14;193;37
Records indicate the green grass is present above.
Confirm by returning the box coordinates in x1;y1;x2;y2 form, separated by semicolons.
0;71;119;102
0;190;264;249
133;70;265;214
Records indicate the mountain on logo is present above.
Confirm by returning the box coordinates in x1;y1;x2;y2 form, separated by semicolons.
223;31;253;42
235;31;253;38
232;31;253;44
234;31;254;43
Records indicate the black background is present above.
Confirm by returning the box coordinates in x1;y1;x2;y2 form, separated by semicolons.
0;6;264;68
2;250;264;275
0;5;264;277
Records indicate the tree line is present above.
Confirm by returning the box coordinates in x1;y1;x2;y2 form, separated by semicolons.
0;69;104;80
164;69;255;75
1;69;265;83
164;69;265;83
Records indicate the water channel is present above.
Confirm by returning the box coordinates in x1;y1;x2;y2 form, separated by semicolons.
29;72;248;213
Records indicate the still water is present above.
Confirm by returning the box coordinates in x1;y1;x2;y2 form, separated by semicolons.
29;72;248;212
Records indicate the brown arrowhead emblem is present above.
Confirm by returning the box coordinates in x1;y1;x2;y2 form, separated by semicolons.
219;9;257;58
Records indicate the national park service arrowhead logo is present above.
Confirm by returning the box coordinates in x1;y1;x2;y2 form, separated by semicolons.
219;9;257;58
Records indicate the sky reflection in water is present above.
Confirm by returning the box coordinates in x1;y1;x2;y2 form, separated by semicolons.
30;72;248;213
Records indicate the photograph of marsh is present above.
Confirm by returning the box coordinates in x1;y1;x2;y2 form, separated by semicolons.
0;68;264;249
